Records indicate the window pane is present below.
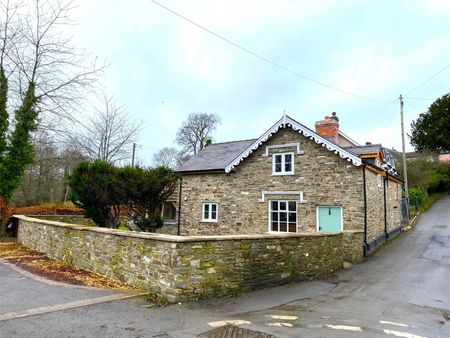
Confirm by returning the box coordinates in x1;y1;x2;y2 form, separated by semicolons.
279;202;286;210
204;204;209;219
289;212;296;223
284;154;292;163
275;154;282;163
211;211;217;220
280;222;287;232
271;222;278;232
288;201;296;211
288;224;296;233
280;212;287;222
285;162;292;172
271;201;278;211
271;212;278;221
275;163;282;172
211;204;217;212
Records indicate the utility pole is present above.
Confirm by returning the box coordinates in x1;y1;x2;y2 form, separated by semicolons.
399;94;409;201
131;143;136;167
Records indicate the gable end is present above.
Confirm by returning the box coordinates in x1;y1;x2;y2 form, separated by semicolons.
225;115;362;173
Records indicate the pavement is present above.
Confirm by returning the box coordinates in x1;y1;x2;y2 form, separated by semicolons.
1;196;450;337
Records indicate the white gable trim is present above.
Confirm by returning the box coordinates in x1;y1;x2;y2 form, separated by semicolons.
224;115;362;173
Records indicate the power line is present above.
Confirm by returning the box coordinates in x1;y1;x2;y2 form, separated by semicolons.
406;63;450;95
149;0;389;103
344;100;397;132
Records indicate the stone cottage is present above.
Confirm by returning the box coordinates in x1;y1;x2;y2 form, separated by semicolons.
173;113;403;255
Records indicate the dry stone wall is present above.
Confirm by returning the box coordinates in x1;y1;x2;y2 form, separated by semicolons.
16;216;364;302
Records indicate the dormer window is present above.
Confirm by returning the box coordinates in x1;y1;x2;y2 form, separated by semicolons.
272;152;294;175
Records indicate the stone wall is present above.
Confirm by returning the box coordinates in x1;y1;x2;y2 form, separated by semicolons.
365;169;386;241
180;127;365;236
365;168;402;242
16;216;363;302
386;177;401;232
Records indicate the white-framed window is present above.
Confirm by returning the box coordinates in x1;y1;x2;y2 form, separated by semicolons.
272;152;294;175
202;203;218;222
269;200;297;233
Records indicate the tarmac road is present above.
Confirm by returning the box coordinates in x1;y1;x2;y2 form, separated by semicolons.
1;196;450;337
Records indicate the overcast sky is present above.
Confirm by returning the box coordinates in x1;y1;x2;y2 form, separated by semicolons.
71;0;450;165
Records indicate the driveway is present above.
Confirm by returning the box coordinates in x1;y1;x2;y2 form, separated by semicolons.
1;196;450;337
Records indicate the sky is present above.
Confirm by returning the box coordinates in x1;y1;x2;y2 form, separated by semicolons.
70;0;450;165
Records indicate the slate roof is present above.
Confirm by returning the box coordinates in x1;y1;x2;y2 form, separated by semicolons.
345;144;382;156
178;139;256;172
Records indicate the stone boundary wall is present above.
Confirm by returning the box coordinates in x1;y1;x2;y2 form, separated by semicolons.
15;215;364;302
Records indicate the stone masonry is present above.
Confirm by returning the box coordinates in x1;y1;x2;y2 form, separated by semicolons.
178;126;403;250
180;127;365;236
16;215;363;302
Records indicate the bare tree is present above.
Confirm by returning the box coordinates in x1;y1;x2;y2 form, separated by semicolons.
70;93;141;164
1;0;103;128
175;113;220;155
152;147;181;169
0;0;102;233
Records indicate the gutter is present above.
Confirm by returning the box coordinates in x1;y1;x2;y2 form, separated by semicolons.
177;177;183;236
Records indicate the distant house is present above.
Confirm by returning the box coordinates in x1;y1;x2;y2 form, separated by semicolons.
173;113;404;255
406;151;450;163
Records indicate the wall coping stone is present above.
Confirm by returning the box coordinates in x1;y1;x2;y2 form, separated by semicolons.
13;215;361;243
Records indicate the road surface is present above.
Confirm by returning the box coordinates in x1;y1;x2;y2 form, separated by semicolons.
1;196;450;337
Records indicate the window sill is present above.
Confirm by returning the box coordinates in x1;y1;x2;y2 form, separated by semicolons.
271;172;295;176
266;231;298;234
200;220;218;223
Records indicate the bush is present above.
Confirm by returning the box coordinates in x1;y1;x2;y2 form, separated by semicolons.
402;160;450;194
69;161;123;228
69;161;179;231
119;166;178;232
408;187;424;210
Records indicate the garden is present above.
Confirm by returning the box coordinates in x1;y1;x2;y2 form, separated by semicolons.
4;160;179;236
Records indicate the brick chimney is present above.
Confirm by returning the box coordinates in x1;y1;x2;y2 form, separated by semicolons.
314;112;339;143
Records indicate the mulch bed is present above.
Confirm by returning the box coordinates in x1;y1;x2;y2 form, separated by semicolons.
11;204;84;216
0;241;133;290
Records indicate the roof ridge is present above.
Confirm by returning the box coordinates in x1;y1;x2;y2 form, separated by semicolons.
209;138;257;146
345;144;382;148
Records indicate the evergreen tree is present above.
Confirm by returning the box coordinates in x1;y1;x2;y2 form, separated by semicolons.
0;80;38;235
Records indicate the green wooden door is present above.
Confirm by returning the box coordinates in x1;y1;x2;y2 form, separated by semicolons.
317;206;342;232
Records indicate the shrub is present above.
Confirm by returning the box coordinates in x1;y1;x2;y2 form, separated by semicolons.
408;187;424;210
69;161;179;231
119;166;178;232
69;161;124;228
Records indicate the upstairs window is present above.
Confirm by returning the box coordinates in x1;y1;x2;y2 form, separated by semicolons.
272;152;294;175
202;203;218;222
